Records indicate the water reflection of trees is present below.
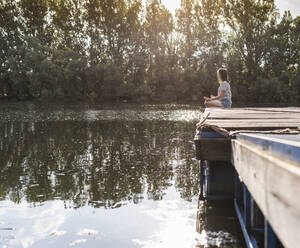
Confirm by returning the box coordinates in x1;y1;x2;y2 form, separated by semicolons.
0;121;199;208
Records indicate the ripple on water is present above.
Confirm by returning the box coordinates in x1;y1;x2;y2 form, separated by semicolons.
0;103;201;123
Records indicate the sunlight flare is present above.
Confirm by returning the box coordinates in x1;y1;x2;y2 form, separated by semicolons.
161;0;181;15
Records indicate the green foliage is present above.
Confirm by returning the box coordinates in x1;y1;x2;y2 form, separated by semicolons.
0;0;299;105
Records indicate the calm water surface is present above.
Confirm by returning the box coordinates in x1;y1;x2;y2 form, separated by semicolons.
0;104;242;248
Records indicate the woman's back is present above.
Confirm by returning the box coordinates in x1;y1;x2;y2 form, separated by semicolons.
218;81;232;102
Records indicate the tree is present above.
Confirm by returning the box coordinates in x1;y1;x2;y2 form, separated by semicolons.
0;0;23;98
19;0;54;45
49;0;85;52
219;0;277;82
176;0;224;101
144;0;175;99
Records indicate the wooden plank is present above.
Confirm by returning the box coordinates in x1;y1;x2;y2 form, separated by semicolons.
205;109;300;114
203;108;300;116
243;107;300;113
207;114;300;120
205;107;300;113
204;110;297;115
204;120;300;129
231;138;300;248
205;107;300;111
204;109;299;114
198;108;300;131
236;134;300;164
205;119;300;124
205;111;300;117
195;138;231;161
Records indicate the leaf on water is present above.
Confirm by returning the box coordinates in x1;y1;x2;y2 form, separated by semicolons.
50;230;66;237
77;228;98;236
69;239;87;246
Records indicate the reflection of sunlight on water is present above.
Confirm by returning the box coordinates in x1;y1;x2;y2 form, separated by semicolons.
82;110;201;122
0;201;67;248
195;230;237;248
133;188;197;248
0;109;201;123
0;195;198;248
195;199;241;248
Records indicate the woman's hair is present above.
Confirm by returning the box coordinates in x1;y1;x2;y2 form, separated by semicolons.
217;68;229;82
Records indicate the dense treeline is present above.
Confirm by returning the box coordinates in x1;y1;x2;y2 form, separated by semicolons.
0;0;299;105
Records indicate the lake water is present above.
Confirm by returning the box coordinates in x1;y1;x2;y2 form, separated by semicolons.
0;103;242;248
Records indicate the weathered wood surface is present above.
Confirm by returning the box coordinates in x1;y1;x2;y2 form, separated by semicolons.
231;134;300;248
201;108;300;130
196;107;300;160
207;113;300;119
196;138;231;161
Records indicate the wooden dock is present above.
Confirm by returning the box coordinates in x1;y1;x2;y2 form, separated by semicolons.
195;107;300;248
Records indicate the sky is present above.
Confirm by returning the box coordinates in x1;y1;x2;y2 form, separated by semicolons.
158;0;300;17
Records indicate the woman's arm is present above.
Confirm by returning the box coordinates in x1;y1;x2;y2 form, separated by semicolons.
207;90;225;101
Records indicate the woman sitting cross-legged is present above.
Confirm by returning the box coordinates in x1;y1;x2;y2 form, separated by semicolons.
204;68;232;109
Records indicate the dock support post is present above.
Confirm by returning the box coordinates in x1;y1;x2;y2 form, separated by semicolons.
234;172;242;207
234;199;259;248
199;160;205;200
243;185;251;230
234;169;259;248
265;219;276;248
